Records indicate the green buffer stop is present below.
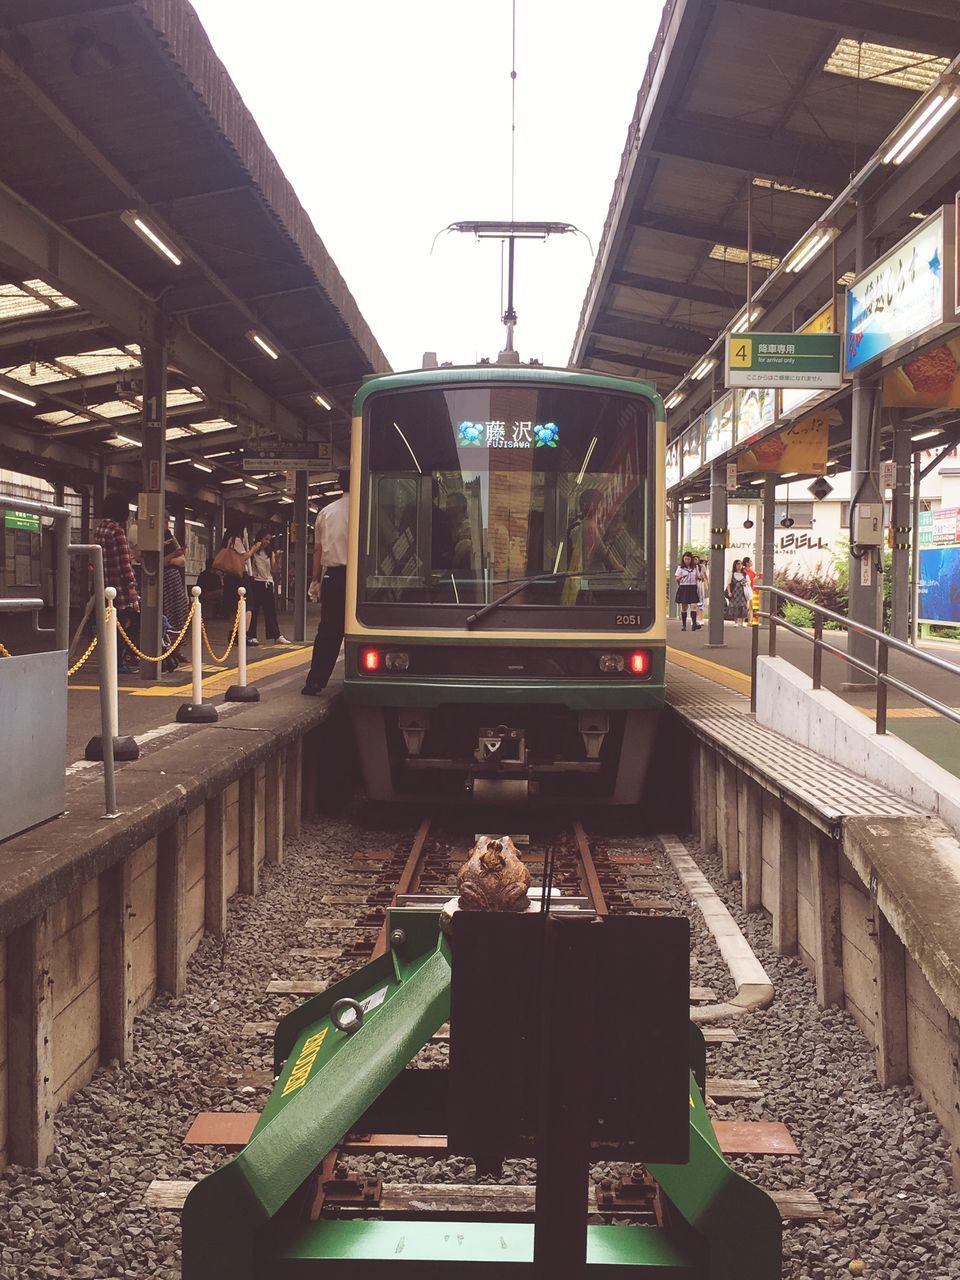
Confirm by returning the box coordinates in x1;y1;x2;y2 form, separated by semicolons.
182;908;781;1278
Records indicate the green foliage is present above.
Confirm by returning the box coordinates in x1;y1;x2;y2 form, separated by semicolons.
782;601;814;629
774;535;895;631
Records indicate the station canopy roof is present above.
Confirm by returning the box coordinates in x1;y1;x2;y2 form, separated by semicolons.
0;0;390;507
572;0;960;490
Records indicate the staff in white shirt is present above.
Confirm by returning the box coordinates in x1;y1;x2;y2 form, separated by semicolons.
303;469;350;695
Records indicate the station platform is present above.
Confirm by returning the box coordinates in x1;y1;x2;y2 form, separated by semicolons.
666;618;960;780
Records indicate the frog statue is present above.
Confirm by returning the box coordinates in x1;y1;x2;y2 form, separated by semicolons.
456;835;531;913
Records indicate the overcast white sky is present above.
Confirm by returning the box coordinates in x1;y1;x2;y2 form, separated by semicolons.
188;0;660;372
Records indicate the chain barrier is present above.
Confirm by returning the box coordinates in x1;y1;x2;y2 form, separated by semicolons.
68;632;99;676
201;597;243;664
114;597;196;664
65;602;117;676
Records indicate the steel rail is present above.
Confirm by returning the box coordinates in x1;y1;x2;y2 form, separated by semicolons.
572;820;608;916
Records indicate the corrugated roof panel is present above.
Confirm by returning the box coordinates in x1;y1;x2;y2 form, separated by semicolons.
824;39;948;92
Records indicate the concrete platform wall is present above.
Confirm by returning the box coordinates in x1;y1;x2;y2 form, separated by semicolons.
755;655;960;841
692;736;960;1186
0;700;344;1169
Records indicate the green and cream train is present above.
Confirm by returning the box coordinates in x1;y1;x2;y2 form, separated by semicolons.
342;362;666;804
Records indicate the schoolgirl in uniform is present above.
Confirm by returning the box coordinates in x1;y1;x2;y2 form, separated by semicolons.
674;551;704;631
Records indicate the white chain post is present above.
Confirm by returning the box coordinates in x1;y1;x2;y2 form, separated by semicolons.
104;586;118;738
177;585;218;723
85;585;139;761
225;584;260;703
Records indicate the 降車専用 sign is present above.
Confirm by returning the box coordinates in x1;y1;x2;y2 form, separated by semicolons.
846;207;954;374
726;331;842;389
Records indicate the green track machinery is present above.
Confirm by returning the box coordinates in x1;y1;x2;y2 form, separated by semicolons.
182;901;781;1277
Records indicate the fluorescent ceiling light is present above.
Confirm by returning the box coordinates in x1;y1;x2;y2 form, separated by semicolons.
120;210;183;267
731;305;764;330
168;457;191;465
781;472;799;478
690;357;717;381
783;226;836;274
0;379;38;407
884;88;960;164
249;473;272;480
204;450;234;459
664;390;686;410
185;518;205;528
325;489;343;497
309;506;318;516
193;462;213;473
243;482;258;491
246;330;279;359
221;477;244;485
912;428;942;441
278;496;294;504
114;433;141;447
311;392;332;410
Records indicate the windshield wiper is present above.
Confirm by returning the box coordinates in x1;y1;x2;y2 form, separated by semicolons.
464;571;617;629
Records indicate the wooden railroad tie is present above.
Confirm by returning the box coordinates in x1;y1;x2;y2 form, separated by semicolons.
182;1115;798;1157
144;1179;823;1221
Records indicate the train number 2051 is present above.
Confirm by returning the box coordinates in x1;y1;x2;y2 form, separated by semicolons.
616;614;642;625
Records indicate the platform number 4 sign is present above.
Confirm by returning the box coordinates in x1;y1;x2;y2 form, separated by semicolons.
730;338;753;367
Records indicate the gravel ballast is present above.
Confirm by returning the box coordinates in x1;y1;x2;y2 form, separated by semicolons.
0;809;957;1279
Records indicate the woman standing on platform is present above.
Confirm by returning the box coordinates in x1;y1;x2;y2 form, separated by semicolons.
727;559;749;627
163;513;190;665
215;515;260;621
674;551;703;632
742;556;758;625
246;530;288;646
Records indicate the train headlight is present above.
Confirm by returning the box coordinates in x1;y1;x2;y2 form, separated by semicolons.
360;647;381;672
385;651;410;672
629;650;650;676
598;653;625;673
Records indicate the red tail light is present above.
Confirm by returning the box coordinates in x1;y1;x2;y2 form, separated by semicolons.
629;650;650;676
360;647;381;672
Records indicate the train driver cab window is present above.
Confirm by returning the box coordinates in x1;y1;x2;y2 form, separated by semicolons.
361;383;654;626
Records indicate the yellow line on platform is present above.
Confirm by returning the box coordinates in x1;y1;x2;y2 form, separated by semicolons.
125;645;312;697
666;646;753;696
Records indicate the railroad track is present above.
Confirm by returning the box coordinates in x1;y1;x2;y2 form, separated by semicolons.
169;821;822;1232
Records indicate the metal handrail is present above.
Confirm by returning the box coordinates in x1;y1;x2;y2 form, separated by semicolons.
750;584;960;736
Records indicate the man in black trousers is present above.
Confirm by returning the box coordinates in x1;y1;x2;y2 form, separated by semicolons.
302;468;350;695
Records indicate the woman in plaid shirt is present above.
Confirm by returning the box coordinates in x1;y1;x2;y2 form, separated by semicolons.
94;492;139;672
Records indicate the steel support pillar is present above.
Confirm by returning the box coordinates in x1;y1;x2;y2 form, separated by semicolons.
889;412;911;641
140;343;167;681
761;478;776;602
910;453;922;645
708;462;727;647
846;376;882;681
293;470;308;643
847;201;882;683
668;499;679;618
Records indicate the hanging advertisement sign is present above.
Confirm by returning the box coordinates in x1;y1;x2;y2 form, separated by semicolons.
845;207;954;373
736;410;829;475
727;331;842;389
703;392;734;461
882;338;960;407
680;418;703;477
665;438;681;488
734;387;776;442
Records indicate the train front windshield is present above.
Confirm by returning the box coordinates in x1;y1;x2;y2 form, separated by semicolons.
360;383;655;627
